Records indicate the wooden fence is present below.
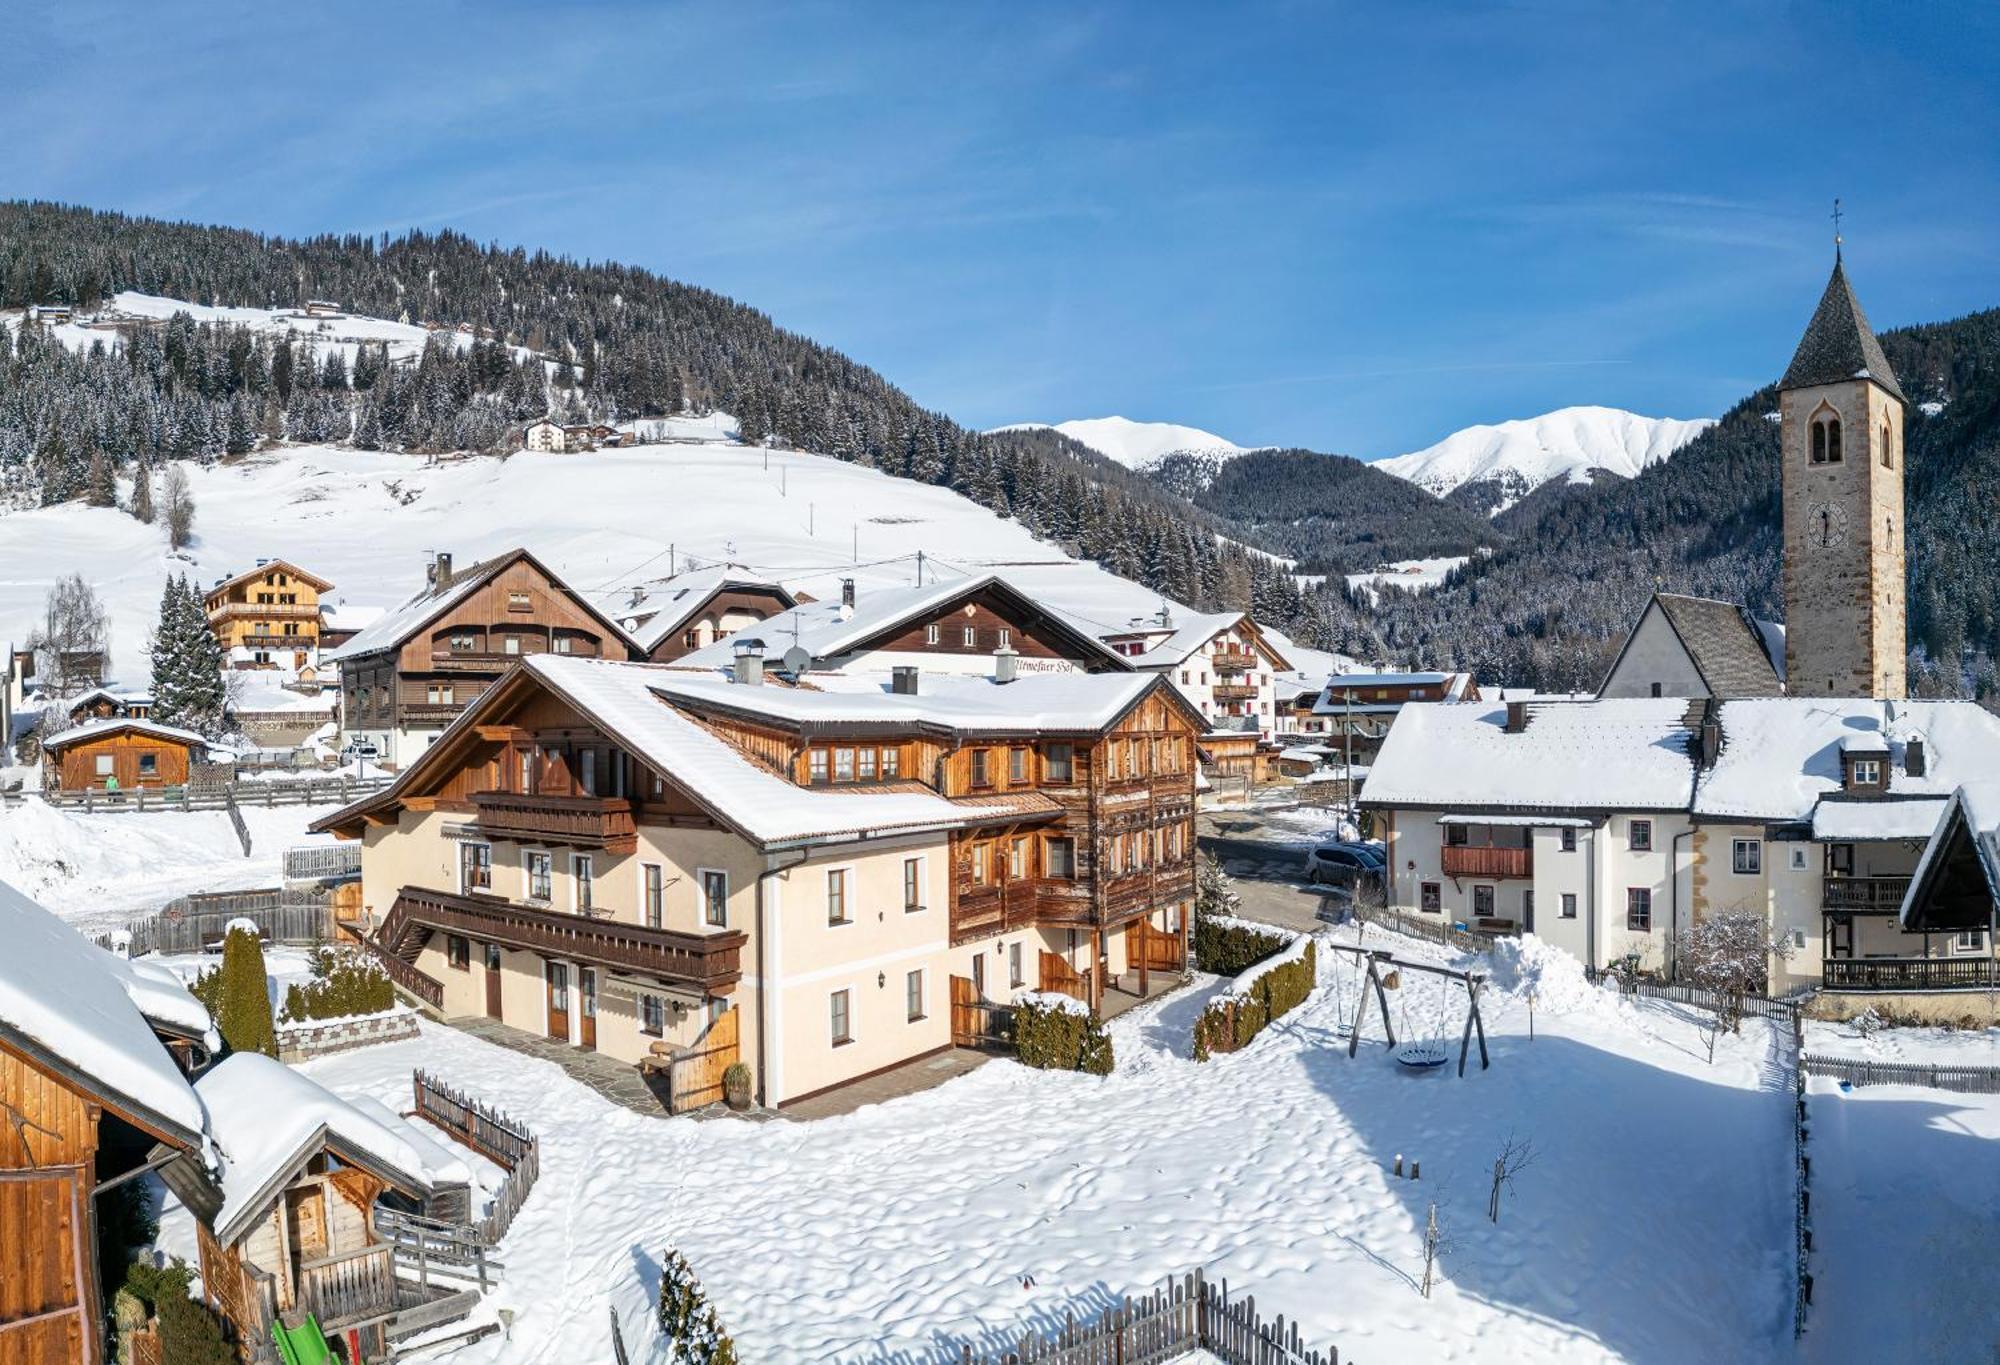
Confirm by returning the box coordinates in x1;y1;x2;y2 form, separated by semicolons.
1038;950;1091;1005
960;1269;1339;1365
1801;1052;2000;1094
667;1006;739;1113
1353;902;1501;954
412;1070;541;1244
94;889;337;957
1584;970;1801;1023
1790;1013;1811;1338
284;841;363;882
950;975;1016;1050
17;773;391;813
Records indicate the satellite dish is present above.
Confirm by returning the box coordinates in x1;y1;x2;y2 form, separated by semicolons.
782;646;813;676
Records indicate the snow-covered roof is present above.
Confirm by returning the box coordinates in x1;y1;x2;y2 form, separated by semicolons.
105;954;219;1049
649;669;1173;735
41;717;207;751
1326;671;1453;688
324;548;632;664
1694;700;2000;821
1436;812;1593;828
1812;798;1950;842
675;573;1129;671
1897;785;2000;929
321;602;386;632
1360;699;1695;813
602;565;793;653
1313;671;1474;714
204;559;335;597
0;880;205;1143
66;686;150;712
197;1052;449;1244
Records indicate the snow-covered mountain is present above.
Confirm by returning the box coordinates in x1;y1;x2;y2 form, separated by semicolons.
992;416;1245;471
1373;406;1716;516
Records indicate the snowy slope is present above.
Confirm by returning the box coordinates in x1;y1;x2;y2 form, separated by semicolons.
0;440;1195;688
1373;406;1715;514
991;416;1245;471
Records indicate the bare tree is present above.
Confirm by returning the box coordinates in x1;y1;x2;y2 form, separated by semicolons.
1487;1132;1537;1223
26;575;110;733
162;462;197;550
1681;910;1784;1036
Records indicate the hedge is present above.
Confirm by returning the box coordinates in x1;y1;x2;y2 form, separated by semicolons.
281;946;395;1023
1193;940;1317;1062
1014;994;1115;1075
196;926;276;1057
1193;916;1291;976
656;1247;738;1365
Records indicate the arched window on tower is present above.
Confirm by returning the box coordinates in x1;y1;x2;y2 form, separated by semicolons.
1881;420;1893;469
1810;405;1842;465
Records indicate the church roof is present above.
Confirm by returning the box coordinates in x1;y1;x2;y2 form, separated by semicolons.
1651;594;1785;698
1780;258;1904;402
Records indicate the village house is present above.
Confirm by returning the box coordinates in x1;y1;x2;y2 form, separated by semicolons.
676;574;1133;680
605;564;797;663
1311;670;1479;765
312;654;1203;1111
0;882;210;1363
327;549;634;767
204;559;337;673
1101;609;1294;742
1597;592;1785;699
41;716;207;792
64;686;154;724
523;417;566;452
302;299;343;318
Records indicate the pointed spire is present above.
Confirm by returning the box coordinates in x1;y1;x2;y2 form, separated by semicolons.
1780;253;1902;401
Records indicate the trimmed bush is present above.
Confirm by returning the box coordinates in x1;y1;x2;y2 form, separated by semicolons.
280;946;395;1023
1193;917;1289;977
123;1259;233;1365
656;1248;739;1365
1014;996;1115;1075
212;926;276;1057
1193;941;1317;1062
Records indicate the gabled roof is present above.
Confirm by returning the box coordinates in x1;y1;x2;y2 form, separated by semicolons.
323;547;634;664
104;955;218;1049
1780;257;1904;402
196;1053;452;1245
204;559;335;599
65;686;149;713
674;574;1132;672
1115;611;1295;671
0;880;205;1147
41;717;207;751
604;565;797;653
1898;786;2000;932
1603;593;1785;700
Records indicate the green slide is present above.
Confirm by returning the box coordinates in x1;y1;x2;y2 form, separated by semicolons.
271;1315;335;1365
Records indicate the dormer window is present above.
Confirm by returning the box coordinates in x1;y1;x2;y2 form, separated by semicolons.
1850;758;1880;787
1809;406;1842;464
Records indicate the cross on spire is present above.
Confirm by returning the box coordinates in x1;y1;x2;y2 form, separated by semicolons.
1831;197;1843;259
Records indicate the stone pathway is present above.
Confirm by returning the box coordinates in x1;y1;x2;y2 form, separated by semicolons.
447;1016;683;1116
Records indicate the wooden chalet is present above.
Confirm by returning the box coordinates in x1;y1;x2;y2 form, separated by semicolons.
40;718;206;793
204;560;337;672
313;656;1201;1110
327;549;635;767
0;883;208;1365
608;567;797;663
63;689;151;725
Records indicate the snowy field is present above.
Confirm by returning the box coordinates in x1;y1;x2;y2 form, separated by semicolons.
0;799;336;930
1343;556;1470;602
166;931;1797;1362
0;437;1193;688
1803;1078;2000;1363
1803;1017;2000;1066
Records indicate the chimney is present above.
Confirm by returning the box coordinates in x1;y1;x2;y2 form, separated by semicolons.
892;666;919;696
427;551;453;592
1504;700;1529;734
731;637;766;686
1693;698;1723;769
993;645;1018;685
838;578;856;622
1904;735;1926;777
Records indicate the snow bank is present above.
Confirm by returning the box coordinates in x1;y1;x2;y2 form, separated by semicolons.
1485;934;1611;1017
1011;989;1088;1016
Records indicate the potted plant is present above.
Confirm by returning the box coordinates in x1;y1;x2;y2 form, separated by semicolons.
722;1062;752;1111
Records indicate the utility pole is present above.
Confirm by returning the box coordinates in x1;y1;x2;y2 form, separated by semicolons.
916;550;925;586
852;524;858;563
1344;682;1356;833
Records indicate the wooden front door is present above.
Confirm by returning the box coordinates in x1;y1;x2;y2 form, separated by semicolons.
545;962;570;1041
1827;915;1854;959
578;968;598;1050
286;1185;329;1263
484;944;503;1019
0;1166;90;1363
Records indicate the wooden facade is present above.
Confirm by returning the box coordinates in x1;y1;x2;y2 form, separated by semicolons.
204;560;335;670
638;584;795;663
43;725;198;793
863;583;1110;666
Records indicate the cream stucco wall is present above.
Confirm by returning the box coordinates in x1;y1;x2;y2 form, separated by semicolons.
1598;604;1709;699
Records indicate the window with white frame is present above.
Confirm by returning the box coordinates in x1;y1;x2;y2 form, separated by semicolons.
643;863;662;927
971;843;990;884
1732;839;1762;875
833;747;856;782
1009;941;1023;987
827;868;849;924
1851;758;1881;786
925;623;940;645
1008;838;1027;881
881;747;900;778
1009;747;1028;783
572;854;594;912
1953;930;1988;954
906;969;925;1021
525;850;553;903
460;842;493;894
962;626;977;647
809;749;829;784
1045;838;1074;879
702;870;728;927
903;857;923;912
830;989;852;1045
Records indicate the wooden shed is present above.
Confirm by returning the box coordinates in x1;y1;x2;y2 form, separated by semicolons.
40;719;206;793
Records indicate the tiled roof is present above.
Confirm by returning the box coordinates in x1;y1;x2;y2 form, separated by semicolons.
1780;258;1904;402
1653;594;1785;698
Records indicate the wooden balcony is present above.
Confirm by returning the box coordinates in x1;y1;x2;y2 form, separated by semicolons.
1442;844;1534;880
1822;876;1912;913
1821;956;1997;992
400;702;469;724
208;601;320;623
300;1245;397;1332
1210;682;1258;702
471;791;638;853
1211;647;1257;673
392;885;746;993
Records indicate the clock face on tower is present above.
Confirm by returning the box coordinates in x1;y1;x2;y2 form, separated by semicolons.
1807;499;1850;550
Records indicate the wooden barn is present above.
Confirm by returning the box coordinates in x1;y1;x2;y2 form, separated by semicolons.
40;719;206;793
0;883;208;1365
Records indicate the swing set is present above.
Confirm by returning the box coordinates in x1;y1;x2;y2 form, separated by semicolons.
1326;943;1490;1077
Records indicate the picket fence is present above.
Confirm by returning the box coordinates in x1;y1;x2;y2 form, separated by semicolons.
1583;970;1801;1023
1800;1052;2000;1095
1353;902;1500;954
412;1070;542;1244
960;1269;1339;1365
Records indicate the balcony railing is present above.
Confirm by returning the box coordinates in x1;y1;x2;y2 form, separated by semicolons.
393;885;746;992
471;791;638;853
299;1244;397;1332
1442;844;1534;880
1210;682;1259;702
1822;956;1997;992
1211;647;1257;673
208;601;320;622
1822;876;1912;913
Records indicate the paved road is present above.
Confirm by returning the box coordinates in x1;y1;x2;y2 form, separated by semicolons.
1196;811;1341;935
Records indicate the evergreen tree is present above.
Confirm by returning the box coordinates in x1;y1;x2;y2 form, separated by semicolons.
213;925;276;1057
130;459;154;522
84;449;117;507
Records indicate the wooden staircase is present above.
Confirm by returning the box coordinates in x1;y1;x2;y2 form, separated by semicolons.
339;902;446;1014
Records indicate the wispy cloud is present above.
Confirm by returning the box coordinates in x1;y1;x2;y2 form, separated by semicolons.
1200;359;1632;392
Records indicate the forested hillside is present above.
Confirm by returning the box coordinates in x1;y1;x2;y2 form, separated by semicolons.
0;201;1386;657
1374;306;2000;695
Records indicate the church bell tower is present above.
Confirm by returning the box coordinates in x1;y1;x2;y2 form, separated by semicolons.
1779;238;1907;699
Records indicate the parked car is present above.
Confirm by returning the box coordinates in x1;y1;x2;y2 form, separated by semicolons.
1305;843;1384;889
339;739;380;763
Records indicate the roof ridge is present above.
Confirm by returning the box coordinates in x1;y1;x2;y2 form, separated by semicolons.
1780;257;1904;401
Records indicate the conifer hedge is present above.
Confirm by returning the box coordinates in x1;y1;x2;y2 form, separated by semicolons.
1013;997;1115;1075
1192;941;1317;1062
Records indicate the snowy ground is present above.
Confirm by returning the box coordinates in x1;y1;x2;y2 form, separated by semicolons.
173;930;1794;1363
1802;1017;2000;1066
1802;1079;2000;1363
0;799;337;930
1344;556;1470;602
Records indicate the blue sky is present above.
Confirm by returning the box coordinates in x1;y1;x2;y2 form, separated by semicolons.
4;1;1996;457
